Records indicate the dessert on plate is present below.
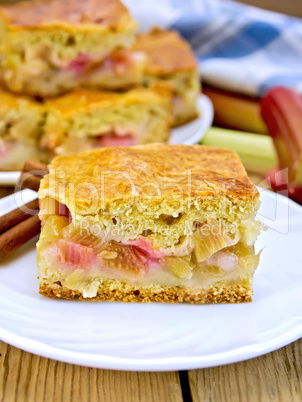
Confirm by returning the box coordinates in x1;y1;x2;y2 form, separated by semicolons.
0;88;46;171
132;28;200;127
37;144;262;303
40;87;171;156
0;85;171;170
0;0;145;97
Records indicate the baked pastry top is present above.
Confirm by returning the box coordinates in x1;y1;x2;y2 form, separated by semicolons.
0;86;43;112
39;144;259;219
132;27;198;75
0;0;135;31
45;87;169;117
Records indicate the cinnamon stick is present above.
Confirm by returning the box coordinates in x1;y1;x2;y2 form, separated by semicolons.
17;173;42;192
17;159;49;192
0;214;41;261
0;198;39;234
22;159;48;175
0;160;49;260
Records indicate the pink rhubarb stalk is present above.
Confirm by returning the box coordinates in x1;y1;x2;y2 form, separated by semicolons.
260;87;302;193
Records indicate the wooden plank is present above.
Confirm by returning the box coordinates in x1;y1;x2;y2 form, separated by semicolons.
236;0;302;17
0;341;183;402
0;187;14;199
188;339;302;402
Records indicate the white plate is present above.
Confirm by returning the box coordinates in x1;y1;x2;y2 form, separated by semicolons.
0;188;301;371
0;94;213;187
0;171;20;186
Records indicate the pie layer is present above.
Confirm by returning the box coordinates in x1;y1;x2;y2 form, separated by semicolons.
37;144;262;303
41;87;171;156
132;28;200;126
0;87;171;170
37;214;261;301
0;0;140;96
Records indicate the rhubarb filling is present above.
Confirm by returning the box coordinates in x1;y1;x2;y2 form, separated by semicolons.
3;47;145;95
37;213;262;298
65;50;146;84
79;51;145;79
45;131;139;156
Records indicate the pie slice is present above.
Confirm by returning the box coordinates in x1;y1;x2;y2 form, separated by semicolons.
40;87;171;156
0;0;145;96
0;88;46;171
132;27;200;127
37;144;263;303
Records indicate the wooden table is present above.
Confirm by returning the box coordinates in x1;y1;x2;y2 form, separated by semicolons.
0;339;301;401
1;1;302;401
237;0;302;18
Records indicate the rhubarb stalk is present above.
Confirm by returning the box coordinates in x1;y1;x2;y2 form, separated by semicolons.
201;128;277;174
260;87;302;193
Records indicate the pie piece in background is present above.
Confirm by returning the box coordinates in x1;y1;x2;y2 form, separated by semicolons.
132;27;201;127
40;86;171;156
0;0;145;96
0;88;46;171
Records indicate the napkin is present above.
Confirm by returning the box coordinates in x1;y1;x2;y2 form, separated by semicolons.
124;0;302;96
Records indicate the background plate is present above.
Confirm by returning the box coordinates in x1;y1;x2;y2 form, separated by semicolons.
0;171;20;186
0;188;301;371
0;94;213;186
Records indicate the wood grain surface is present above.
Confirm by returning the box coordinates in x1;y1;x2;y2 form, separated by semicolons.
1;339;302;401
189;339;302;402
0;341;183;402
237;0;302;17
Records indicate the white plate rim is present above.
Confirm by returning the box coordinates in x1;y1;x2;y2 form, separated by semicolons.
0;322;301;372
0;189;301;371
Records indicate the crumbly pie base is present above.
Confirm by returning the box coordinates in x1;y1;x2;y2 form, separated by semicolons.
40;279;253;304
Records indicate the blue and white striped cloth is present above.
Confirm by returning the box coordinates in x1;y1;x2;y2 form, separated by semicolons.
125;0;302;96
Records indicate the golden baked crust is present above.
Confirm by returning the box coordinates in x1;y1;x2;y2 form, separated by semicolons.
0;86;43;112
39;280;252;303
0;0;135;31
173;111;199;127
39;144;259;218
132;27;198;75
45;87;169;117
